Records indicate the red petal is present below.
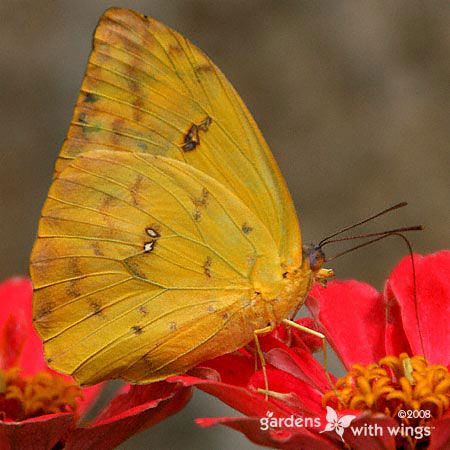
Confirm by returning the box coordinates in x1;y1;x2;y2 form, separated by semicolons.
341;413;398;450
0;278;47;373
196;351;255;386
384;285;412;358
64;382;191;450
430;413;450;450
170;373;290;417
177;334;333;418
384;251;450;365
266;346;334;393
196;416;340;449
0;278;102;421
248;367;325;416
235;330;333;393
0;413;74;450
77;383;104;418
307;280;386;368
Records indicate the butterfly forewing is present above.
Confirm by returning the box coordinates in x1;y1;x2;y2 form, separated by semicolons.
56;8;301;268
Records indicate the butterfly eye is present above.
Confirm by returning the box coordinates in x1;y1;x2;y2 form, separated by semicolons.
304;245;326;272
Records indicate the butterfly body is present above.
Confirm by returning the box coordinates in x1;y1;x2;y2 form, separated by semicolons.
30;8;321;385
121;268;315;384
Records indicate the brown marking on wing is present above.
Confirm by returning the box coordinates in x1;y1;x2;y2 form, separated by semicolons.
69;258;83;277
203;256;212;278
192;187;209;208
138;305;148;316
33;301;56;321
193;209;201;222
182;117;212;152
89;299;105;317
168;44;183;55
143;354;154;371
100;193;114;212
129;174;144;206
78;112;88;126
122;258;147;280
133;96;144;123
194;64;213;74
92;242;104;256
64;259;83;299
83;93;98;103
131;325;143;335
111;118;126;145
65;281;81;299
242;223;253;234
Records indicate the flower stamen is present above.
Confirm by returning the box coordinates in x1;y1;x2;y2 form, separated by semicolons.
0;367;82;421
323;353;450;423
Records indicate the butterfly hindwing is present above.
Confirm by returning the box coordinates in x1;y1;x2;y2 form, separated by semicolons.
31;150;283;384
56;7;301;269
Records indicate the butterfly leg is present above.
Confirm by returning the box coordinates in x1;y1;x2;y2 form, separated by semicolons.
282;319;327;370
256;320;340;403
253;324;275;400
282;318;336;389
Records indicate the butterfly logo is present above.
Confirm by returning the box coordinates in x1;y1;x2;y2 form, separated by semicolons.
320;406;356;442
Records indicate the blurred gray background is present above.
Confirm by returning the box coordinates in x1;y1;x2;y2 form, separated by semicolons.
0;1;448;449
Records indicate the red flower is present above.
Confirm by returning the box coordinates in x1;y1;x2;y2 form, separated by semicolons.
0;278;191;450
169;251;450;449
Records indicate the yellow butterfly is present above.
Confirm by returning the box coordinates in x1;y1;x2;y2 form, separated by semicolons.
30;8;332;387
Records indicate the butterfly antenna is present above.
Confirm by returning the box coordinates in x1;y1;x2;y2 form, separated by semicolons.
393;233;425;357
324;229;417;261
318;202;408;247
321;226;423;249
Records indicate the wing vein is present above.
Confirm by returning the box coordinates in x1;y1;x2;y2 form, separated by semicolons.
69;297;232;375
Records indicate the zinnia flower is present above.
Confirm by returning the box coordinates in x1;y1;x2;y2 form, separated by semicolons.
0;278;191;450
169;251;450;449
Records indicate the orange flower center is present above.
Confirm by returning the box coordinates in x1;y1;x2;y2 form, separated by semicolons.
0;367;82;421
323;353;450;423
